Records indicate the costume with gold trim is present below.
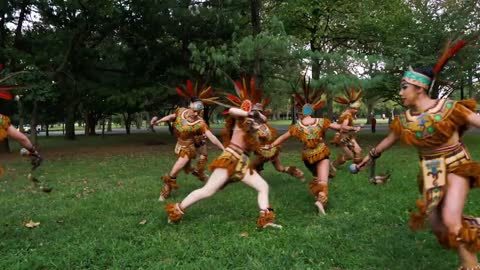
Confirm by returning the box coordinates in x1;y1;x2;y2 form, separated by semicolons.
172;107;209;159
289;118;331;166
255;123;280;162
391;99;480;251
0;114;11;142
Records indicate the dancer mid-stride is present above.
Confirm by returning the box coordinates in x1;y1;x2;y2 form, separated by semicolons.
330;87;363;177
165;76;281;229
353;37;480;270
151;80;224;201
251;94;305;182
268;78;360;215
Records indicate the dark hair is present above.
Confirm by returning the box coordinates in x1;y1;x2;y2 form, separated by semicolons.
190;97;200;103
412;66;434;80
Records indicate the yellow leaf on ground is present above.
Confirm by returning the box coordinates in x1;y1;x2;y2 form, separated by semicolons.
139;219;147;225
24;220;40;228
240;232;249;237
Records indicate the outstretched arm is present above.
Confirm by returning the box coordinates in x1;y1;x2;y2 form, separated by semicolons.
329;122;360;132
356;131;399;170
271;131;291;148
152;114;176;125
228;108;267;122
7;126;35;150
205;129;225;151
467;112;480;128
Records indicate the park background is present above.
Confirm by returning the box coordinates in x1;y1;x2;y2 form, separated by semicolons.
1;0;480;269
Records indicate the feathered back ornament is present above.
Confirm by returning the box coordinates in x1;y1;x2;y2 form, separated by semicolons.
428;37;471;95
224;76;271;113
293;76;325;116
175;80;219;111
0;64;26;100
428;33;479;94
334;86;362;109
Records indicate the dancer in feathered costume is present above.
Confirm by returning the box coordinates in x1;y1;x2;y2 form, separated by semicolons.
247;81;305;182
352;37;480;269
330;87;363;177
150;80;224;201
165;76;281;229
268;77;360;214
0;64;42;176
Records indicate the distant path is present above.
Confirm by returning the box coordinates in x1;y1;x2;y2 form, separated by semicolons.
37;123;480;136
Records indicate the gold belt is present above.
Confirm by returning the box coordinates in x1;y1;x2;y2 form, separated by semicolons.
419;143;470;167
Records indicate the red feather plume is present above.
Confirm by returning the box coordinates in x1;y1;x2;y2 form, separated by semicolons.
176;87;189;98
186;80;194;96
0;90;13;100
433;39;468;76
226;94;241;105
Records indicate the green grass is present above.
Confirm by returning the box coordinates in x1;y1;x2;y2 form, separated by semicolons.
1;133;480;269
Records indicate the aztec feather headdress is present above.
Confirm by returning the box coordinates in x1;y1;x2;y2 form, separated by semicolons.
175;80;219;111
403;36;475;95
293;76;325;116
0;64;26;100
224;76;271;113
333;86;362;109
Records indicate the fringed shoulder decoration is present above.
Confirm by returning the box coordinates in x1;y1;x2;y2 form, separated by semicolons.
389;116;403;136
393;99;477;147
0;114;11;141
268;124;278;142
321;118;332;130
221;116;235;147
337;111;353;126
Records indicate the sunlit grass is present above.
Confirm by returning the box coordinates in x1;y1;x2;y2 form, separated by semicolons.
1;133;479;269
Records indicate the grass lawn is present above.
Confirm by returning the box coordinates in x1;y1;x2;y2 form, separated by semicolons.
1;132;479;269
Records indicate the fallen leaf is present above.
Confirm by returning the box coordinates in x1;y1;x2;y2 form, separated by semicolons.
139;219;147;225
240;232;249;237
24;220;40;228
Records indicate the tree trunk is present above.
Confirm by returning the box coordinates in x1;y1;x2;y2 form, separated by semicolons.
251;0;262;84
123;113;132;135
29;100;38;146
291;95;296;125
46;124;49;137
65;104;76;140
468;68;474;98
203;105;210;126
85;111;96;136
101;118;106;137
17;98;25;133
107;116;112;132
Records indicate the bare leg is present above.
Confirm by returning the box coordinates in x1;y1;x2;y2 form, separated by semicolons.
273;157;305;182
442;173;478;269
159;156;192;201
242;171;281;228
241;170;270;210
314;159;330;215
179;168;229;209
169;156;191;178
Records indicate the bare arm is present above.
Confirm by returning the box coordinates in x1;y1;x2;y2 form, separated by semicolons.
228;108;267;122
329;122;360;132
271;131;291;148
7;126;35;150
467;112;480;128
340;119;350;133
356;131;399;170
153;114;176;125
205;129;225;151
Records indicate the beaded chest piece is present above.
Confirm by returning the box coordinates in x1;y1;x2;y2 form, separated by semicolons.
173;108;205;135
399;99;455;139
